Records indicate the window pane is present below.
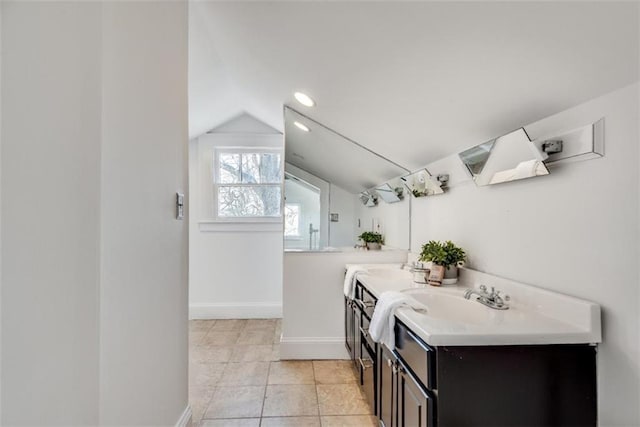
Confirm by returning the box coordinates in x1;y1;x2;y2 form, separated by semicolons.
218;185;281;217
241;153;281;184
219;153;241;183
284;205;300;236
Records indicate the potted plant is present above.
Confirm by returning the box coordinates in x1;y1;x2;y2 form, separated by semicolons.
419;240;466;285
358;231;384;250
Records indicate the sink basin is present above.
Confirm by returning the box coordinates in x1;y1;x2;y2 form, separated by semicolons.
405;291;499;325
365;268;412;281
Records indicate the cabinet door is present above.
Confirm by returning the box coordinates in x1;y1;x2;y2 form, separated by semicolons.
360;341;376;415
344;298;354;359
398;363;434;427
353;304;362;378
379;345;397;427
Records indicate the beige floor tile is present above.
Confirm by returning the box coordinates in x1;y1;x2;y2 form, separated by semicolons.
200;418;260;427
262;385;319;417
190;386;215;425
313;361;358;384
219;362;270;386
237;329;275;345
230;345;277;362
200;330;242;346
190;331;207;346
245;319;278;330
268;361;315;385
190;320;216;333
271;345;280;361
190;385;215;403
316;384;371;416
261;416;321;426
212;319;248;331
320;415;378;426
191;345;235;364
189;363;226;388
204;386;265;419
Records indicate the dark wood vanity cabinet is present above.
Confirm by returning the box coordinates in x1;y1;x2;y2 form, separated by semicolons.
345;280;598;427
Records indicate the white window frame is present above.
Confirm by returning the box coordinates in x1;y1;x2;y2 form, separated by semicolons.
212;147;284;223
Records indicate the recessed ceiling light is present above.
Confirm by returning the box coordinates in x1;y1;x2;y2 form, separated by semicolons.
294;92;315;107
294;121;310;132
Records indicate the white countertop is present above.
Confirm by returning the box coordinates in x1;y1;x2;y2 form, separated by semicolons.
354;265;601;347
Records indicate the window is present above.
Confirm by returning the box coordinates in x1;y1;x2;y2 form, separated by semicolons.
284;204;300;237
214;149;282;220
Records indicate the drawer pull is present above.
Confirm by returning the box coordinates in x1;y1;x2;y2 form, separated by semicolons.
356;299;375;309
358;357;374;370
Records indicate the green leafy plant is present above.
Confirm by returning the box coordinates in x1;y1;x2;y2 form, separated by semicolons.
419;240;466;269
358;231;384;244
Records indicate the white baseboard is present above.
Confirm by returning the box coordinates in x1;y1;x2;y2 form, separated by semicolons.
280;337;350;360
175;404;192;427
189;302;283;319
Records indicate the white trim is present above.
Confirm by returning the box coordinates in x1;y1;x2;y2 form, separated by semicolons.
198;221;282;233
190;302;283;319
279;337;350;360
175;405;192;427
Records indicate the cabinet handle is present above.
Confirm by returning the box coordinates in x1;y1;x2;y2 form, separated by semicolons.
356;299;375;308
358;357;374;370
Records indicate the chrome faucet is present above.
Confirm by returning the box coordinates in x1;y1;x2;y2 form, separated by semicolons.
464;284;510;310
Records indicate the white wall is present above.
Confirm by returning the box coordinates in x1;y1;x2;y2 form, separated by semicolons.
189;114;284;319
356;195;410;250
282;249;408;359
188;3;242;139
328;184;357;247
1;2;189;425
99;2;188;425
1;3;102;423
411;83;640;425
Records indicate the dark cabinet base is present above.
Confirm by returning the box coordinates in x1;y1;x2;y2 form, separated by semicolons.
345;281;598;427
436;344;597;427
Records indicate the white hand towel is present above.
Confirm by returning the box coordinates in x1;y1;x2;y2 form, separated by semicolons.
369;291;427;350
344;265;367;299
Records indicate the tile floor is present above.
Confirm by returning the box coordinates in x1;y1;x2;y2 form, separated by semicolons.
190;319;377;427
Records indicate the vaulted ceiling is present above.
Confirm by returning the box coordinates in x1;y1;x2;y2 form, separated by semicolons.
189;1;639;171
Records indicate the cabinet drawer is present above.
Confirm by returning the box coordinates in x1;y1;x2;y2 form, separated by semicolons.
395;320;436;391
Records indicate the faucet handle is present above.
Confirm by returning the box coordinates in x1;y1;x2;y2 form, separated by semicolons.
479;284;487;292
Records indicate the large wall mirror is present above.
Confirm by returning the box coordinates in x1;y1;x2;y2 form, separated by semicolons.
283;107;411;251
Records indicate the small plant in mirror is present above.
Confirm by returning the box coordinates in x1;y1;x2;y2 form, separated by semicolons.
358;231;384;244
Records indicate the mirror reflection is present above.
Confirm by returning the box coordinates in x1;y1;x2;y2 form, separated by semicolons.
374;183;404;204
459;128;550;186
359;191;378;207
284;106;410;251
401;169;444;197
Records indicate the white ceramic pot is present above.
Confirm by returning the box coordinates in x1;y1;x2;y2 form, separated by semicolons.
367;242;381;250
442;266;458;285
